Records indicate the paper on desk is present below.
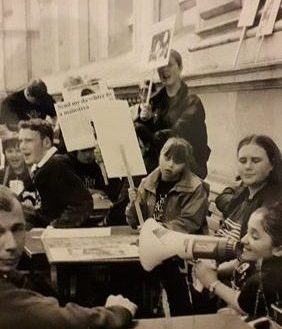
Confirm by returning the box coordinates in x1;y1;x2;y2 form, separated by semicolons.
42;227;111;238
41;227;139;263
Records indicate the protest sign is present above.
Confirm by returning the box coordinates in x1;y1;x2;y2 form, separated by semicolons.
255;0;281;62
233;0;260;67
62;80;116;101
238;0;260;28
143;15;176;70
90;100;147;178
257;0;281;37
55;93;115;152
55;98;146;178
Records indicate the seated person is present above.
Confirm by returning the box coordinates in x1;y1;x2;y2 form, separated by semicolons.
215;134;282;240
194;201;282;321
0;133;32;195
126;137;209;316
67;148;106;194
126;137;209;233
18;118;93;228
0;185;137;329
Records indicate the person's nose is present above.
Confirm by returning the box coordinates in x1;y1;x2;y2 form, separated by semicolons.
20;141;29;153
244;159;253;170
166;159;174;169
241;233;248;245
19;141;25;151
4;231;17;252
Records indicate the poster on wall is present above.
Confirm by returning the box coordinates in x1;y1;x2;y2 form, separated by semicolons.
142;15;176;69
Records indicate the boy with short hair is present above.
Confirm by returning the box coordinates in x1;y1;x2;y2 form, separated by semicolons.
18;118;93;228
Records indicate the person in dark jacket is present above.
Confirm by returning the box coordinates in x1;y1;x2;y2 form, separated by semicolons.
134;49;210;178
18;118;93;228
0;79;56;132
0;185;137;329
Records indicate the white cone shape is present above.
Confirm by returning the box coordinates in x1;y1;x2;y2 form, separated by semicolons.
138;218;231;271
138;218;192;271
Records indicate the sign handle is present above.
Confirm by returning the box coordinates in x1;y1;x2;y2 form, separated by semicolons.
233;26;247;68
145;69;156;106
255;36;264;63
90;121;109;186
120;145;144;226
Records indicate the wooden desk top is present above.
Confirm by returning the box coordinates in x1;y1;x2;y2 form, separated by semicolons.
133;313;250;329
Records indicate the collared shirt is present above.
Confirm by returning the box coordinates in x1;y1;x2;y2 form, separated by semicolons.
31;146;57;174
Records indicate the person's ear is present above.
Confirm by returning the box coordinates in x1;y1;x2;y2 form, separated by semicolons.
42;136;52;149
272;245;282;257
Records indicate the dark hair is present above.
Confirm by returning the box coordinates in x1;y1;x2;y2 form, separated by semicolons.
2;135;19;153
18;119;54;143
81;88;94;96
237;135;282;185
170;49;182;69
256;201;282;247
161;137;196;171
26;79;48;99
0;185;20;212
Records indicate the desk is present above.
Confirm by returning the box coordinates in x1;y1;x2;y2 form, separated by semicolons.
24;226;157;316
134;313;251;329
25;226;139;288
25;226;139;262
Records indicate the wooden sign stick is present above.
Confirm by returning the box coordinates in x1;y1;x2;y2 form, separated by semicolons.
145;69;156;106
120;145;144;226
255;35;265;63
233;26;247;68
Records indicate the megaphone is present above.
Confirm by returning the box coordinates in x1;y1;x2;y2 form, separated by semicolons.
139;218;239;271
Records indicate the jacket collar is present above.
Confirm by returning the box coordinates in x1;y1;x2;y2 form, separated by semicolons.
142;167;205;194
31;146;57;173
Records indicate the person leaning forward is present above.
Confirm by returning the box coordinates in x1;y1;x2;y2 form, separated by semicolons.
0;79;56;132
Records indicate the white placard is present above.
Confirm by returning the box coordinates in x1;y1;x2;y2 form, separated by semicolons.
257;0;281;37
55;93;115;152
143;15;176;69
238;0;260;27
90;100;147;178
55;98;146;178
62;80;115;101
55;98;93;151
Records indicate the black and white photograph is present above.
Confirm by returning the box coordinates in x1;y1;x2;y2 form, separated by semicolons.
0;1;282;328
148;29;172;64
